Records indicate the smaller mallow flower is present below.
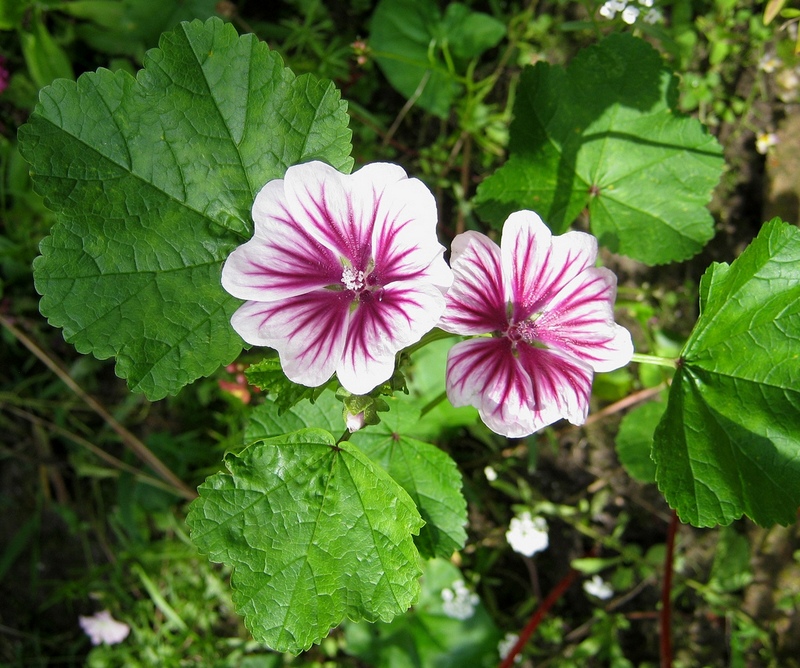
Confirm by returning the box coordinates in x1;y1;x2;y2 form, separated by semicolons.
222;161;452;395
583;574;614;600
441;579;480;620
506;511;549;557
439;210;633;438
79;610;130;646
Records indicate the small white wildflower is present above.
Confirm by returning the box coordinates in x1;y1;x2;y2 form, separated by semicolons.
506;511;549;557
441;579;480;620
755;132;778;155
776;68;800;102
484;465;498;482
758;54;782;74
637;0;654;6
599;2;617;18
622;5;640;23
79;610;130;646
498;632;522;663
643;8;663;23
599;0;627;19
583;574;614;600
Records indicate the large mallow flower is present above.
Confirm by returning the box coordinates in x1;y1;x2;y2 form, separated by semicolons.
221;161;452;395
439;211;633;438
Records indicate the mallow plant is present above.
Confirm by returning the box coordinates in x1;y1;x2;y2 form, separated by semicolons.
17;16;800;657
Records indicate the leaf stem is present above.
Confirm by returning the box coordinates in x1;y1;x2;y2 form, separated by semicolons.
419;390;448;417
403;328;458;358
660;509;679;668
498;561;582;668
631;352;678;369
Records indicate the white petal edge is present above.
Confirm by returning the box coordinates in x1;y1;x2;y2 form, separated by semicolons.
337;282;447;394
500;210;598;318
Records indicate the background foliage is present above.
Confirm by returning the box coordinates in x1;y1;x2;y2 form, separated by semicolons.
2;0;800;666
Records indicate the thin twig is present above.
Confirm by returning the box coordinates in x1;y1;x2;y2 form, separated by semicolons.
383;70;431;147
582;383;667;428
2;404;181;495
0;316;196;500
499;563;582;668
456;132;472;236
661;509;679;668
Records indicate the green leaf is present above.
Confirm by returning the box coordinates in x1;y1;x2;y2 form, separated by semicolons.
187;429;424;653
439;3;506;61
653;220;800;527
344;558;501;668
62;0;221;61
369;0;504;118
615;399;666;484
19;17;353;399
246;358;331;413
708;527;752;594
19;11;75;88
351;397;468;560
245;391;344;442
473;33;723;265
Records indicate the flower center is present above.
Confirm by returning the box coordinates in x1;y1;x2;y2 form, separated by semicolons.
341;266;366;291
506;314;548;352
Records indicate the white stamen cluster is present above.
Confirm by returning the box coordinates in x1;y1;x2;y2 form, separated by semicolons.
341;266;366;291
441;579;480;620
506;511;549;557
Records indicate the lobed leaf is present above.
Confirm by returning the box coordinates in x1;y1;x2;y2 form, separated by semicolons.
473;33;724;265
19;17;353;399
351;397;468;559
653;220;800;527
369;0;505;118
245;390;344;442
187;429;424;653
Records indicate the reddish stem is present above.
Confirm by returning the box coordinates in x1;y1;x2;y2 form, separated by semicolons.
660;509;679;668
498;565;581;668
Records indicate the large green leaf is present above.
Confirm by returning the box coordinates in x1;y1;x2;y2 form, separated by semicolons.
351;397;468;560
245;390;344;442
653;220;800;527
369;0;505;118
19;17;353;399
473;33;723;265
187;429;424;653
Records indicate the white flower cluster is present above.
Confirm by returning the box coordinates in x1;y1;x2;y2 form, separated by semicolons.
755;132;778;155
599;0;663;24
583;574;614;600
758;49;800;104
78;610;130;646
441;579;480;620
498;632;522;663
506;511;549;557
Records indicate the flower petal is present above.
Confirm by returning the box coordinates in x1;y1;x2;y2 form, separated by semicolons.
222;178;342;301
535;267;634;372
439;231;508;335
281;161;413;271
445;337;593;437
501;211;598;321
370;176;452;289
337;283;446;394
230;290;351;387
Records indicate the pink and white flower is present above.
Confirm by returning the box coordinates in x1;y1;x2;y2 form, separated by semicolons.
222;161;452;395
439;211;633;438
